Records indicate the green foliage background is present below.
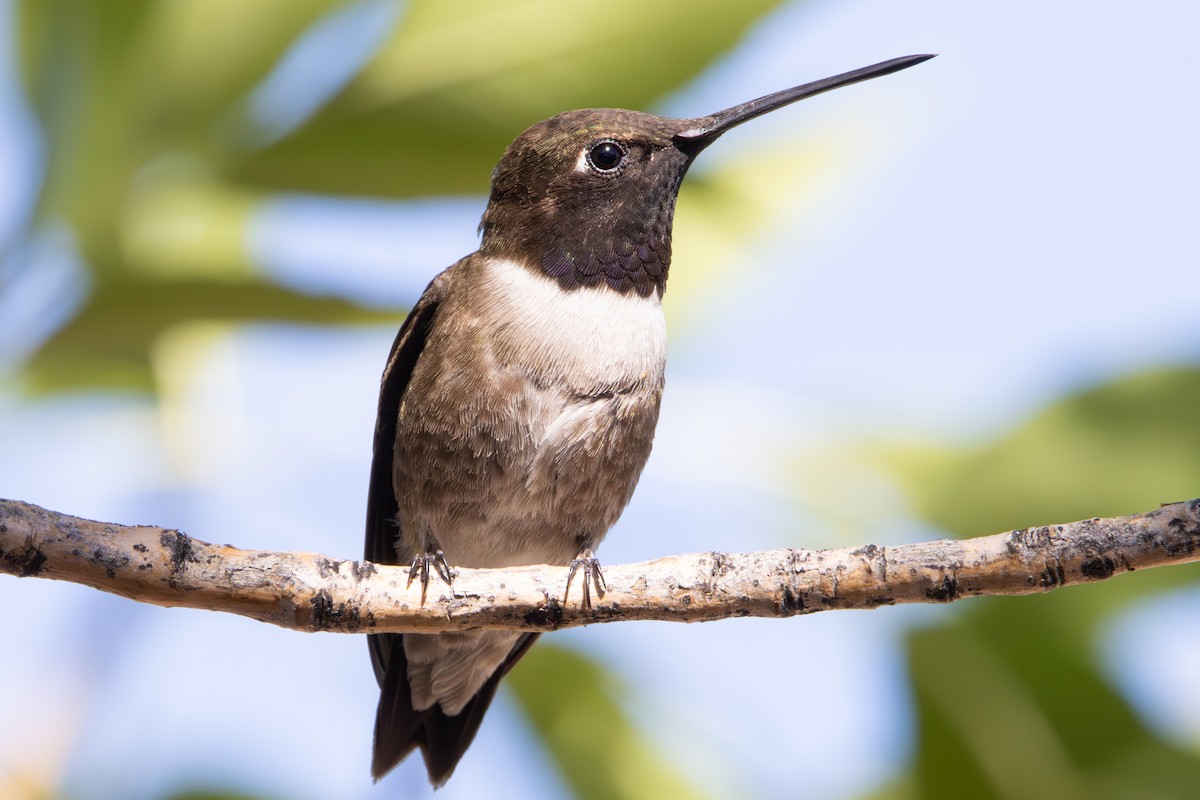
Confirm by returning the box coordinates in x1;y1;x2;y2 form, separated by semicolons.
873;369;1200;799
3;1;1198;798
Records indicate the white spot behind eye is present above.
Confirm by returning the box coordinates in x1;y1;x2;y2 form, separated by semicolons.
573;147;592;173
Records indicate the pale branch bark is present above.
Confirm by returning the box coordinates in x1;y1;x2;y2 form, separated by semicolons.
1;497;1198;634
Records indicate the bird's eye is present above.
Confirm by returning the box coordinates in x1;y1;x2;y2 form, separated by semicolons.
586;140;627;173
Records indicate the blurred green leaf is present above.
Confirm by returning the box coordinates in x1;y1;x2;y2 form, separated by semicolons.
135;0;347;142
18;0;343;222
13;0;376;394
507;643;708;800
18;0;158;231
163;790;283;800
902;591;1200;800
222;0;784;197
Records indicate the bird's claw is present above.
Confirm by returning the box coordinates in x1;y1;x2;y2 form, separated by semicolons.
407;550;454;604
564;551;607;610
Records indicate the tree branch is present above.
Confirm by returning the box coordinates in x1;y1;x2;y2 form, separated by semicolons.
2;498;1198;633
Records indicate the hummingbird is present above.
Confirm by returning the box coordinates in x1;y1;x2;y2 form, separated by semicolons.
364;53;934;785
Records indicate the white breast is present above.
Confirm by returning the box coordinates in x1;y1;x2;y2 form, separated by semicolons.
474;258;667;393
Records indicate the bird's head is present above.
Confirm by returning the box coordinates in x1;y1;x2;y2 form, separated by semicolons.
479;54;935;297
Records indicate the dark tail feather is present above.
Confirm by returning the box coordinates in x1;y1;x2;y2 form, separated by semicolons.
370;633;429;780
370;632;542;786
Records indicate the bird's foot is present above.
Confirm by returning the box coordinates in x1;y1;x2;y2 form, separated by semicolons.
564;550;607;610
407;550;454;605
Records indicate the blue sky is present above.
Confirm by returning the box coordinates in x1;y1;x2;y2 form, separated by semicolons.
2;1;1199;798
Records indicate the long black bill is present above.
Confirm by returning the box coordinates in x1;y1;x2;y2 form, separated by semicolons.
675;54;935;149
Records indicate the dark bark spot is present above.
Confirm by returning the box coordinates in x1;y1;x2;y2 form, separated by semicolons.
310;588;361;631
311;589;334;630
926;574;959;602
852;543;887;581
132;543;147;553
91;547;128;579
1080;555;1116;580
780;585;804;613
1164;514;1199;557
314;558;378;581
708;551;732;579
1039;560;1066;588
0;535;46;577
159;531;197;576
524;597;564;630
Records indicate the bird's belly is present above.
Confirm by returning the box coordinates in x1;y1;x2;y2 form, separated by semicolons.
396;380;661;568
